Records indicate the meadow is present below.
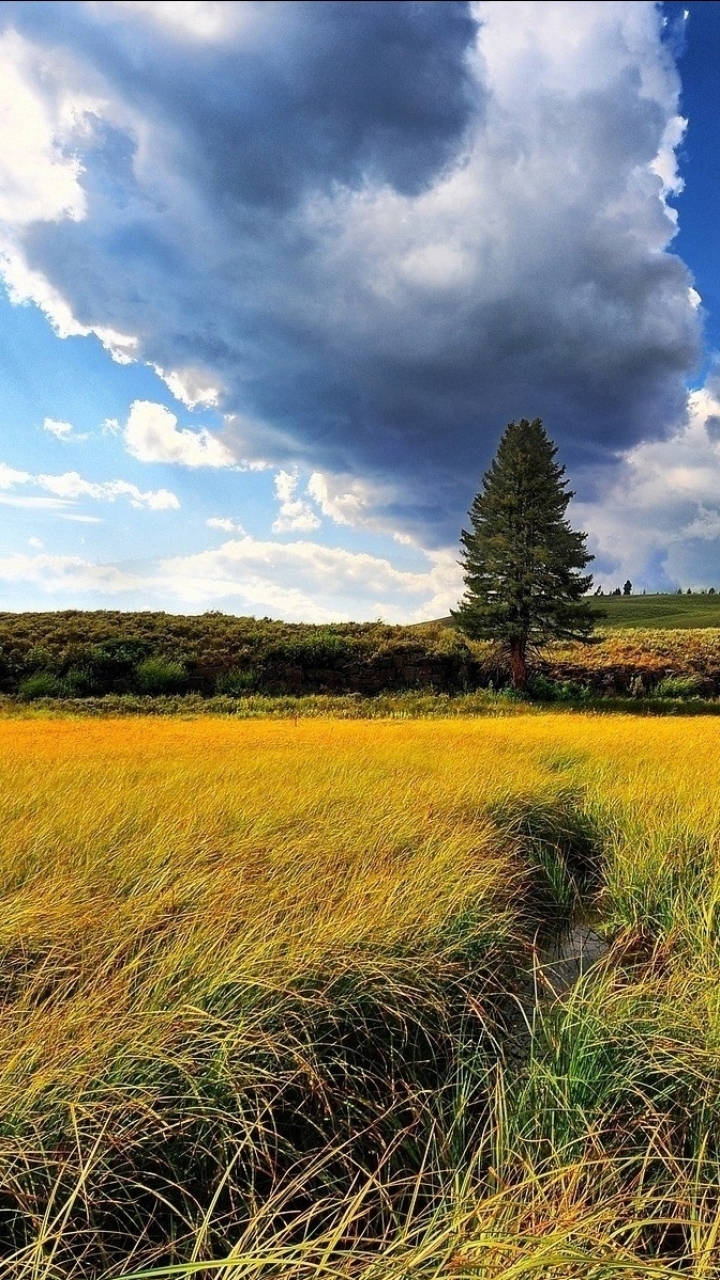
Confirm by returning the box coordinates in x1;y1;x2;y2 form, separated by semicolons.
592;592;720;630
3;712;720;1276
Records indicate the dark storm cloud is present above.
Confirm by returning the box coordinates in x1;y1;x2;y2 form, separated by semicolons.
0;0;702;540
6;0;479;206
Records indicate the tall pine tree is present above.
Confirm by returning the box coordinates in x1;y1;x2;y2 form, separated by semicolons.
452;419;597;689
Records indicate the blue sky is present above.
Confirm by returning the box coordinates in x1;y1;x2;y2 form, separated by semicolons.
0;0;719;618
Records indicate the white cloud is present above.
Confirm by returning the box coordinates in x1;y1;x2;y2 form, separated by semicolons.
0;552;143;595
0;29;86;228
272;469;321;533
28;536;43;549
0;249;91;341
43;417;75;440
0;532;463;622
123;400;235;467
161;534;462;621
37;470;180;510
0;33;143;366
0;461;179;511
0;495;70;510
683;506;720;542
0;463;32;489
576;383;720;590
306;470;402;533
307;471;367;526
0;29;104;346
154;365;222;409
92;327;139;365
207;516;246;534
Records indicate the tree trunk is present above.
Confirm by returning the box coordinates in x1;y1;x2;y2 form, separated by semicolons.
509;637;527;690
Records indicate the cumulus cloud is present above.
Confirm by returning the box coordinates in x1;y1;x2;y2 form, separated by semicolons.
206;516;246;535
0;462;179;510
37;470;179;509
576;381;720;591
0;0;701;544
0;27;86;228
0;552;143;595
0;531;461;622
272;470;321;533
306;471;393;531
43;417;75;440
153;367;221;410
160;536;462;620
123;400;235;467
0;462;32;488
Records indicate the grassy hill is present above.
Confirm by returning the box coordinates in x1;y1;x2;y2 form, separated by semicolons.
434;593;720;631
593;591;720;629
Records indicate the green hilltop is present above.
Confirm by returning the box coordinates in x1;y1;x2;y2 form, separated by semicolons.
434;592;720;632
589;592;720;630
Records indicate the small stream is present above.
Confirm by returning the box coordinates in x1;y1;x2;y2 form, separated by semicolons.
537;923;609;997
503;922;610;1065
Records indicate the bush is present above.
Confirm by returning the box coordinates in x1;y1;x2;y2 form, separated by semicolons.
215;668;260;696
61;666;98;697
527;674;591;703
134;656;188;695
653;674;705;700
17;671;64;701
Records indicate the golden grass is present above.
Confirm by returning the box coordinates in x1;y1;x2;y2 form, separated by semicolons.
5;712;720;1276
0;719;528;1109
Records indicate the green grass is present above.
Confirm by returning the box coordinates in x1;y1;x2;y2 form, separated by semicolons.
432;592;720;631
594;592;720;629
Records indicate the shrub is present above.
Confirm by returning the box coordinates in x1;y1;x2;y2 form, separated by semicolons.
527;674;591;703
215;668;260;696
134;656;188;694
17;671;64;700
61;665;98;697
653;673;705;699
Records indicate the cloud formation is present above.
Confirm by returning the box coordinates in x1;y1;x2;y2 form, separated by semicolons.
0;462;179;510
0;535;462;622
0;0;700;545
42;417;75;440
206;516;246;535
272;470;321;534
578;381;720;591
123;400;235;467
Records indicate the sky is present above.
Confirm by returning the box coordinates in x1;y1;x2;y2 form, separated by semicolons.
0;0;719;620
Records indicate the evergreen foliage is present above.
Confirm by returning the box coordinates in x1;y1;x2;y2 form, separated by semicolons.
452;418;598;687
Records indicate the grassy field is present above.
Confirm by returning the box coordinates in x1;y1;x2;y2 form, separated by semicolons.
432;593;720;631
593;592;720;629
4;713;720;1276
